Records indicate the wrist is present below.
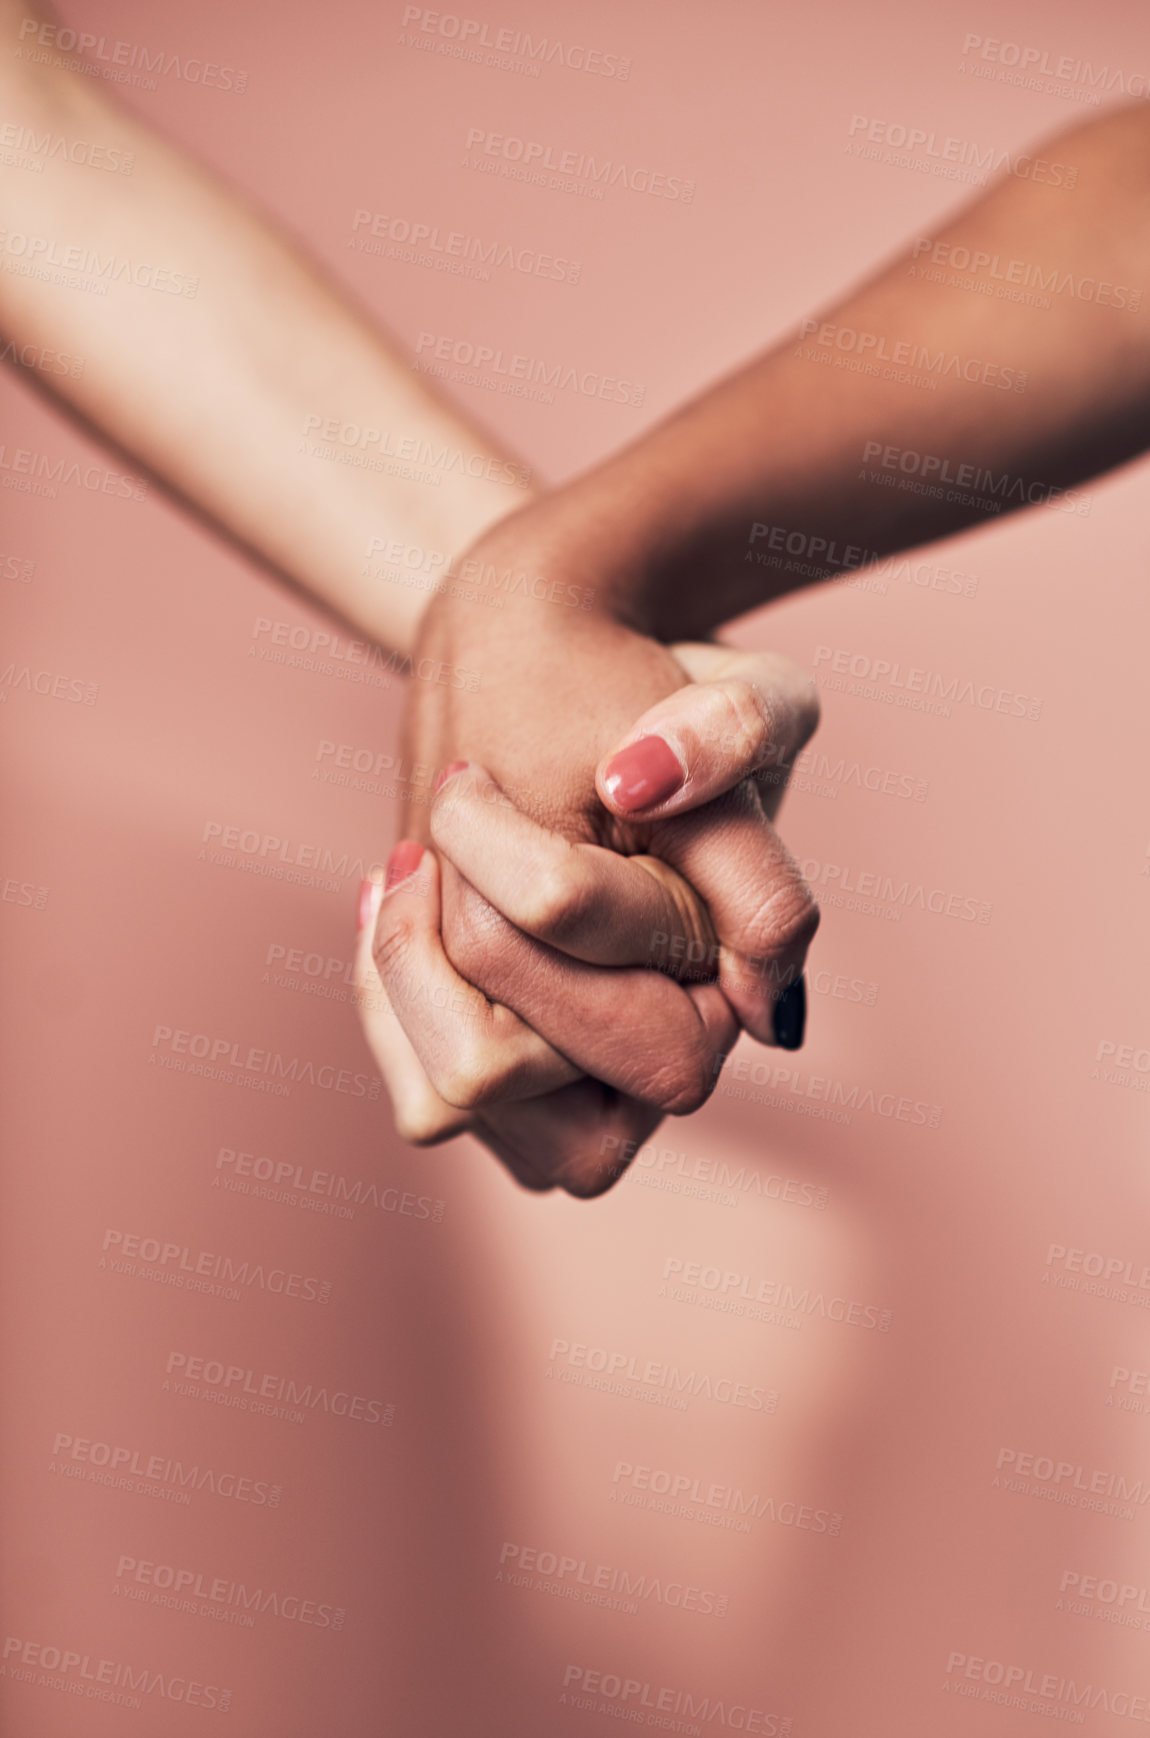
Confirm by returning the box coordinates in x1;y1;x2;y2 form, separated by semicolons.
530;435;742;643
426;464;688;643
421;495;619;637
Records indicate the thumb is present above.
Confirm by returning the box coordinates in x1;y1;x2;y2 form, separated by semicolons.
595;642;818;823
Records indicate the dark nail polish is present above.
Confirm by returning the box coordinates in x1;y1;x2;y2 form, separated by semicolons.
774;976;806;1050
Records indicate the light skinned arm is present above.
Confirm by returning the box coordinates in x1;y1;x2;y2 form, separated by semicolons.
0;0;526;655
0;10;822;1197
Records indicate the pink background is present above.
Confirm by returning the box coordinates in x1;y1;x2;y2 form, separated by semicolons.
3;0;1150;1731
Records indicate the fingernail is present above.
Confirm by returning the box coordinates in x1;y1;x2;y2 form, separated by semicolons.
773;976;806;1050
435;760;469;794
356;876;376;932
601;735;684;813
385;840;424;891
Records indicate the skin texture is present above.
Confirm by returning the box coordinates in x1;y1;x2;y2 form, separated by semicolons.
366;103;1150;1194
361;539;822;1194
509;108;1150;648
0;0;826;1197
7;7;1150;1193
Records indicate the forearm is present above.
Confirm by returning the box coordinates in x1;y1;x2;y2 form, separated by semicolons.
0;7;531;655
553;105;1150;639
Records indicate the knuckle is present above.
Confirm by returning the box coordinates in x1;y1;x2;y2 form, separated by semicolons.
433;1033;507;1112
428;793;461;851
743;878;820;963
521;859;593;943
440;913;482;981
765;654;820;753
641;1040;715;1117
394;1094;468;1147
435;1055;489;1112
794;676;820;749
371;915;418;984
553;1155;622;1199
442;880;506;977
711;676;771;768
452;1040;567;1111
429;773;495;842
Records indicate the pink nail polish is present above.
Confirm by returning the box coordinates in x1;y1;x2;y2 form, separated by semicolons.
385;840;424;891
601;735;684;813
434;760;469;794
356;876;376;932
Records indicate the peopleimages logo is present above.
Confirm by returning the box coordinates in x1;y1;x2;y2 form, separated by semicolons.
101;1228;333;1304
164;1351;394;1426
786;746;928;803
561;1661;791;1732
400;8;632;79
0;230;198;295
414;329;645;406
605;1133;832;1206
714;1048;945;1130
301;413;531;488
861;438;1090;514
1059;1568;1150;1617
150;1023;381;1100
813;644;1042;722
1111;1367;1150;1399
214;1146;446;1224
994;1447;1150;1507
847;114;1078;187
959;32;1150;99
114;1555;346;1631
611;1459;843;1537
910;237;1141;312
0;336;85;375
662;1256;894;1332
796;855;991;926
1045;1242;1150;1290
0;442;146;498
350;208;581;285
1095;1038;1150;1073
547;1336;778;1414
250;615;397;681
49;1430;284;1507
0;120;133;173
796;315;1026;391
461;127;695;201
2;875;48;909
2;1635;231;1714
16;16;248;93
0;661;98;705
499;1542;728;1618
943;1650;1150;1721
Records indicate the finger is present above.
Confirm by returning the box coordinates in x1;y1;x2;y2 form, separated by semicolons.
467;1120;559;1193
430;762;717;975
372;843;582;1112
354;874;556;1187
596;643;818;823
362;846;689;1194
592;641;821;1046
649;783;819;1047
440;867;739;1115
351;873;477;1147
478;1080;664;1199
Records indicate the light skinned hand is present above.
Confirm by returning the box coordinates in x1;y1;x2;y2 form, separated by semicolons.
354;622;820;1195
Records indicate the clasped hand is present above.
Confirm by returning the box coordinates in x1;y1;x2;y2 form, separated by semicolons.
354;509;820;1196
